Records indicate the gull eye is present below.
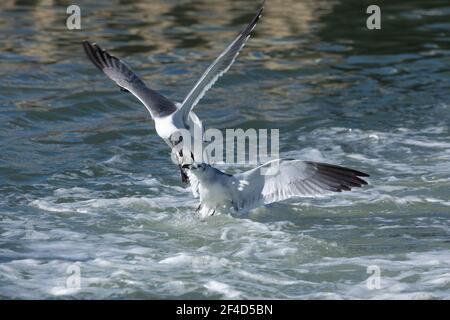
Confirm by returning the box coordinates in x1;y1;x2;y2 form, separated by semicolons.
172;135;183;146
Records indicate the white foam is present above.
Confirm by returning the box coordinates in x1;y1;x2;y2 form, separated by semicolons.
159;253;230;270
237;269;306;286
204;280;242;299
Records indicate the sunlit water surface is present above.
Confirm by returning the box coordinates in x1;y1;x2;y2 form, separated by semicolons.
1;0;450;299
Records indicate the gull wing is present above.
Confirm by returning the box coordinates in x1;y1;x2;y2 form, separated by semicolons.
231;159;369;211
186;170;201;198
82;41;177;119
175;2;265;123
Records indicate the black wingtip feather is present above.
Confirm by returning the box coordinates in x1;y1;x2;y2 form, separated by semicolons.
240;1;265;37
83;41;131;93
308;162;370;193
82;40;117;71
82;40;104;71
314;162;369;177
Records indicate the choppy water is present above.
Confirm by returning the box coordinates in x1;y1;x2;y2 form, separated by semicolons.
1;0;450;299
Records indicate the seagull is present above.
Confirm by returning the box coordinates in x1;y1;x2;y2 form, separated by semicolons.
82;3;265;183
183;160;369;218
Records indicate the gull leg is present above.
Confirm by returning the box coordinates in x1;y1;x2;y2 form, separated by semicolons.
179;165;189;184
193;204;203;219
175;148;189;183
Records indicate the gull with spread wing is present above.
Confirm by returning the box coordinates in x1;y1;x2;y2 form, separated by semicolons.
183;160;369;218
82;3;264;182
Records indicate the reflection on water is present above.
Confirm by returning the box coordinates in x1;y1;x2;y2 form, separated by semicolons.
0;0;450;299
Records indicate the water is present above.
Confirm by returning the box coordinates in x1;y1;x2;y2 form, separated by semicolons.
1;0;450;299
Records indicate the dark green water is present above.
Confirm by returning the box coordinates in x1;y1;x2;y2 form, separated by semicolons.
0;0;449;299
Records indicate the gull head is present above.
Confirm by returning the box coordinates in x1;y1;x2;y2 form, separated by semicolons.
169;132;189;166
182;163;207;171
181;163;211;179
169;133;184;148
